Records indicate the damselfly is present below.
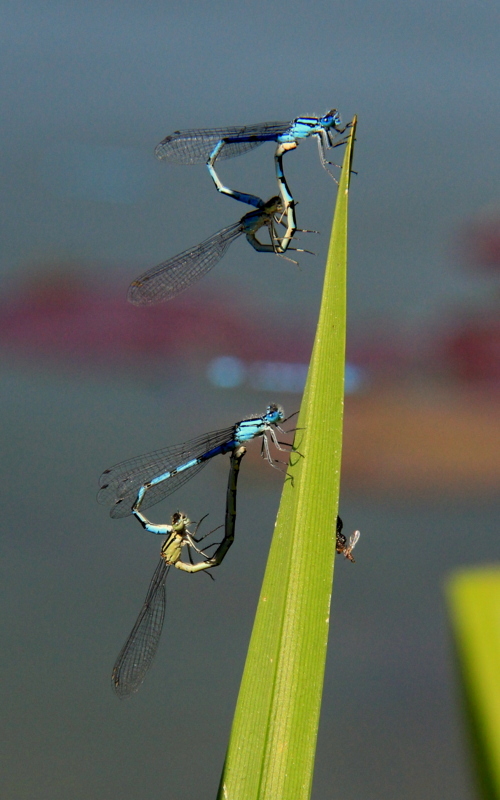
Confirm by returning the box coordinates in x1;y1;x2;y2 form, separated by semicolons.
336;516;361;563
128;195;312;306
155;109;345;191
112;447;246;698
98;404;289;519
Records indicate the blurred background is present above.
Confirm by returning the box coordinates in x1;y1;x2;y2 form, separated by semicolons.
1;1;499;798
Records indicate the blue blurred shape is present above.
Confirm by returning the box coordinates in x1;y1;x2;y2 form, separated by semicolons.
207;356;367;394
250;361;308;393
345;362;365;393
207;356;246;388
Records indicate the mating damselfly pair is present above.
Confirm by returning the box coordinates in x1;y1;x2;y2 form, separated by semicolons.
128;110;349;305
102;404;289;697
101;404;359;696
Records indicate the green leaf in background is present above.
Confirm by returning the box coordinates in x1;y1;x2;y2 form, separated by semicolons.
447;568;500;800
217;118;357;800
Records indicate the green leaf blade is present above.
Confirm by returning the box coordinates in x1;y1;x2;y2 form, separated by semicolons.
447;568;500;799
218;119;357;800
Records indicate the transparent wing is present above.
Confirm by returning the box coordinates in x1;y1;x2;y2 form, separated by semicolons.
154;121;291;164
112;559;170;698
349;530;361;550
128;222;242;305
98;424;236;518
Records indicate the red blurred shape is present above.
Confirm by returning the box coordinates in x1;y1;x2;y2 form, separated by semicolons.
461;214;500;273
444;315;500;383
0;269;313;369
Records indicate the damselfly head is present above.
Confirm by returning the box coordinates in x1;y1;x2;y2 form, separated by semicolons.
266;403;285;424
171;511;189;530
263;195;282;214
322;109;342;129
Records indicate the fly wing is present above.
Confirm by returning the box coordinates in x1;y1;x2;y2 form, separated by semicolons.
154;121;290;164
349;530;361;550
98;424;236;518
112;559;169;698
127;222;242;305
